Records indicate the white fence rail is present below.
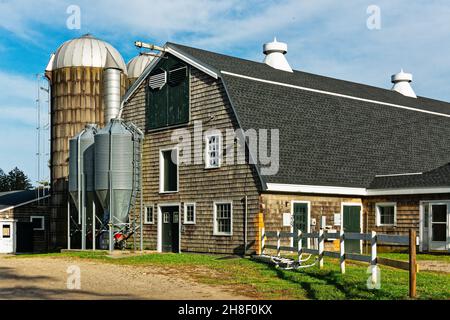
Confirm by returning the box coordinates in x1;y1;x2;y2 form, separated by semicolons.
260;228;415;274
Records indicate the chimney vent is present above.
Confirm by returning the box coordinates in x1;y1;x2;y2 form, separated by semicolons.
391;69;416;98
263;38;293;73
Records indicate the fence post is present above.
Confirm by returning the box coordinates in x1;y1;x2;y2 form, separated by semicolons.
340;229;345;274
371;231;377;285
261;227;265;255
297;230;302;264
319;229;324;269
277;230;281;257
409;229;417;298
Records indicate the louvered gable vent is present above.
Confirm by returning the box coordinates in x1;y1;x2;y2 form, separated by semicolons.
149;69;167;90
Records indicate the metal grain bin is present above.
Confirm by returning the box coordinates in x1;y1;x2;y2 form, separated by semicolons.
68;124;97;214
94;119;134;227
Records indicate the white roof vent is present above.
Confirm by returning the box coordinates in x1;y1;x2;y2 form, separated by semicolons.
391;69;416;98
263;38;293;73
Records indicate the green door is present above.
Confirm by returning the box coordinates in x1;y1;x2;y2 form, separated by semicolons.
162;206;180;253
343;205;361;253
293;203;309;248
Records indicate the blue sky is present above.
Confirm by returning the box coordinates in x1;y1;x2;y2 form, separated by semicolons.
1;0;450;185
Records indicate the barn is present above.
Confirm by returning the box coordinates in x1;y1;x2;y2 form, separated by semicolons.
120;40;450;254
43;35;450;255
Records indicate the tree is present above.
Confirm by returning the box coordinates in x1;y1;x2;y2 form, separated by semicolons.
0;169;9;192
6;167;32;191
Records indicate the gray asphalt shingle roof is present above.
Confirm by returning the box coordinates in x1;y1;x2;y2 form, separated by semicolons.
166;43;450;189
369;164;450;189
0;190;48;210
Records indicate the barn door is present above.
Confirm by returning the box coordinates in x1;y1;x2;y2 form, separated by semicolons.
343;205;361;254
293;202;309;248
161;206;180;253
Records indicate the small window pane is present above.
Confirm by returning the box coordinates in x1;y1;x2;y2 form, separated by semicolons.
2;225;11;238
145;207;154;224
432;205;447;223
185;204;195;223
432;224;446;242
163;212;170;224
206;135;220;168
379;205;395;225
31;217;44;230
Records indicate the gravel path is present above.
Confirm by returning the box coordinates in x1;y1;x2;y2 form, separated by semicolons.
0;256;251;300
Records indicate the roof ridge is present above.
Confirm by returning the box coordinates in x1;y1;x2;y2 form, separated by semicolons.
167;42;450;105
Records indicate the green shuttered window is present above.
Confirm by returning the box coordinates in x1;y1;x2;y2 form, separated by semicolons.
147;56;189;130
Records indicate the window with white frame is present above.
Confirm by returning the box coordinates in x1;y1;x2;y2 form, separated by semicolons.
184;203;196;224
214;202;232;235
376;203;397;226
144;205;154;224
205;134;221;169
30;216;45;231
160;148;178;193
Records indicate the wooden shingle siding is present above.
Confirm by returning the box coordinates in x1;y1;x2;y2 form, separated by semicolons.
363;193;450;235
261;193;362;249
123;63;262;254
0;201;50;253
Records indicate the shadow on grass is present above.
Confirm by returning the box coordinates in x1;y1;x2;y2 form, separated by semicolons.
251;260;389;300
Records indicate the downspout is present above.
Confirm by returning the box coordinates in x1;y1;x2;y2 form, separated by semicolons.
244;195;248;256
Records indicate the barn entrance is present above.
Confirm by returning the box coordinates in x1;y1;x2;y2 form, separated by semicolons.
161;205;180;253
342;204;362;254
292;202;309;248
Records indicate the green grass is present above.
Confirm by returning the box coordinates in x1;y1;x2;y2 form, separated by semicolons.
378;252;450;262
12;251;450;300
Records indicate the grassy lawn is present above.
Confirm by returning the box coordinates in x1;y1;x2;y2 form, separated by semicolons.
378;252;450;263
12;251;450;300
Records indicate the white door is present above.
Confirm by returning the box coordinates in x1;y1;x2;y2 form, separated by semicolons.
0;222;14;253
429;203;449;251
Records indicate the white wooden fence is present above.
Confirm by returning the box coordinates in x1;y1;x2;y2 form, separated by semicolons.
260;228;415;275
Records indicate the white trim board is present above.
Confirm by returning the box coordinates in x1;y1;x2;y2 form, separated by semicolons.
221;71;450;119
266;183;450;196
166;47;218;79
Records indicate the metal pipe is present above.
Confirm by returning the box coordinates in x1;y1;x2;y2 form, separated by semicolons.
77;129;86;225
92;201;96;251
140;135;144;252
244;195;248;256
103;68;122;122
108;123;114;253
81;173;86;250
67;201;71;250
134;41;165;52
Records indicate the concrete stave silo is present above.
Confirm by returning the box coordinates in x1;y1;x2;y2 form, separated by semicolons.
126;53;154;88
45;34;127;249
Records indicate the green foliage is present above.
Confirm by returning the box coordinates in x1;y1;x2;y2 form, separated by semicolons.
0;167;32;191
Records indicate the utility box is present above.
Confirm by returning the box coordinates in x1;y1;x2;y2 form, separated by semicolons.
0;219;17;254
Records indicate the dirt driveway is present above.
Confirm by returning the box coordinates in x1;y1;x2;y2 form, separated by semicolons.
0;256;251;300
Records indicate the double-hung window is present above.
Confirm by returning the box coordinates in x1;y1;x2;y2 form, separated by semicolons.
214;202;232;236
